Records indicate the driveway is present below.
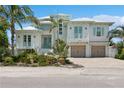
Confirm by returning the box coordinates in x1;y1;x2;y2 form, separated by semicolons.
68;58;124;68
68;58;124;76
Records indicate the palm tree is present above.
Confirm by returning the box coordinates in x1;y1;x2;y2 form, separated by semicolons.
0;5;39;56
108;26;124;41
0;16;9;47
35;15;68;39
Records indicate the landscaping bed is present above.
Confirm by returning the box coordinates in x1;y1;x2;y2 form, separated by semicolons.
0;49;72;67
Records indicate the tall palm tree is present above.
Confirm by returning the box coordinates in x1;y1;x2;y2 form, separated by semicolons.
0;5;39;56
0;16;9;47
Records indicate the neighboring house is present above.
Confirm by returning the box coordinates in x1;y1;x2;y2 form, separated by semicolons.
15;13;114;57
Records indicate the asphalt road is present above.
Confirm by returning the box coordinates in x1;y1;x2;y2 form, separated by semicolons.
1;75;124;88
1;58;124;88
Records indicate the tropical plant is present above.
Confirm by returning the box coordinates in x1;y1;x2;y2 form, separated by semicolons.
116;42;124;54
114;42;124;60
53;39;69;58
53;39;69;64
3;56;14;66
0;5;39;56
0;16;9;47
26;53;37;64
108;26;124;41
119;51;124;59
37;55;49;66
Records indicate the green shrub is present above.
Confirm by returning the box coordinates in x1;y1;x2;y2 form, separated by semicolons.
119;52;124;59
0;47;5;62
47;56;57;64
26;53;38;64
15;49;37;64
37;55;48;66
0;47;11;62
3;57;14;66
116;42;124;54
115;53;120;59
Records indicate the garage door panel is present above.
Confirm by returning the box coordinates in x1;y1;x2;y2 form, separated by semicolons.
71;46;85;57
91;46;105;57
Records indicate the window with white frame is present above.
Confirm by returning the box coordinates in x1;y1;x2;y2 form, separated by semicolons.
74;26;83;38
23;35;31;47
93;27;104;36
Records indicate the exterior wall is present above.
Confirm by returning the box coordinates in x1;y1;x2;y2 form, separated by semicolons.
108;46;117;57
16;30;53;54
89;23;109;42
67;22;89;44
16;30;40;49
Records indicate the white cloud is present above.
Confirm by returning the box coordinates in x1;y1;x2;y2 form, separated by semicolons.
93;15;124;29
72;15;124;30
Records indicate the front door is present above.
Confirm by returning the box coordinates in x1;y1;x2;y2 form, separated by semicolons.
42;35;51;49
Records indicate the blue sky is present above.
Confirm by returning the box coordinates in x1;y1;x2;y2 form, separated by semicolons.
29;5;124;18
8;5;124;43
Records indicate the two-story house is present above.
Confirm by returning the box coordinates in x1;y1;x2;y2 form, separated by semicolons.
15;13;114;57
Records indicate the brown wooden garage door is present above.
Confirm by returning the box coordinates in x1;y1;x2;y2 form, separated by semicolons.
91;46;105;57
71;46;85;57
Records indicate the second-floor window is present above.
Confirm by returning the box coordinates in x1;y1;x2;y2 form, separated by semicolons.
93;27;104;36
23;35;31;47
59;22;63;35
74;26;83;38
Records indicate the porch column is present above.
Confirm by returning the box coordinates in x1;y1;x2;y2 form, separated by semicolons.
106;45;109;57
86;44;91;57
68;46;71;57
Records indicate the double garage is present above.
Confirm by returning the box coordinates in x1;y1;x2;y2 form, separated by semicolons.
71;45;106;57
